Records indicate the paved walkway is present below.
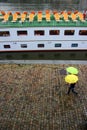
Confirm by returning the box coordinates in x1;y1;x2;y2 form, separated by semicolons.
0;60;87;64
0;64;87;130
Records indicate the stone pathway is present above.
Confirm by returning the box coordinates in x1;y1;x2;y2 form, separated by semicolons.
0;64;87;130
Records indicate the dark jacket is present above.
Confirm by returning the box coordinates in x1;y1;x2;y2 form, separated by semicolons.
70;83;76;88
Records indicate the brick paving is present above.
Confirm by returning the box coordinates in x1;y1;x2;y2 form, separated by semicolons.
0;64;87;130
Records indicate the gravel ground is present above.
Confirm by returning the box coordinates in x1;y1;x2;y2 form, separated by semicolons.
0;64;87;130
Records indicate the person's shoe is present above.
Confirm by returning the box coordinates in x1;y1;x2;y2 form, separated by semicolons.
74;92;78;95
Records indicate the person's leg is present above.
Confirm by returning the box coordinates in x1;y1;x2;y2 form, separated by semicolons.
72;88;78;95
67;87;71;94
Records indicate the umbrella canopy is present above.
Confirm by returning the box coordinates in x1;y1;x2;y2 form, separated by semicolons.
66;67;78;74
65;74;78;84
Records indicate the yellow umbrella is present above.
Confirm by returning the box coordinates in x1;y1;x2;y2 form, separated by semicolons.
66;67;78;74
65;74;78;84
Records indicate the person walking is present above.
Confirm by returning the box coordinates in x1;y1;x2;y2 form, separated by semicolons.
67;83;78;95
65;74;78;95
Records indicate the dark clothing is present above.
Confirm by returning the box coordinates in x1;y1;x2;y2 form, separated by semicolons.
67;83;78;95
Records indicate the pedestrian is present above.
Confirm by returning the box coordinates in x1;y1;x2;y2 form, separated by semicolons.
67;83;78;95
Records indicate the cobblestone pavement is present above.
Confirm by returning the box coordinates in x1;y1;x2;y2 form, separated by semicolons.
0;64;87;130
